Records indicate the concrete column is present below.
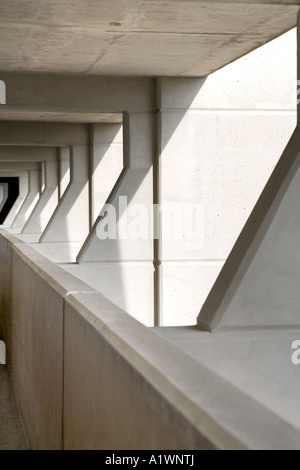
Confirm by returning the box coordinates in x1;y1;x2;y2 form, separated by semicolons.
12;169;41;229
90;123;123;225
0;183;8;213
40;145;90;243
76;113;155;326
77;114;154;261
4;172;28;226
22;159;59;235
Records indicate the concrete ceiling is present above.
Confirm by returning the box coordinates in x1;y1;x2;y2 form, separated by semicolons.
0;0;299;77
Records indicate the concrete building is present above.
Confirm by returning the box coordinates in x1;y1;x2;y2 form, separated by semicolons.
0;0;300;450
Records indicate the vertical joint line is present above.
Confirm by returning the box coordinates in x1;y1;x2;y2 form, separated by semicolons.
153;81;162;326
88;124;94;230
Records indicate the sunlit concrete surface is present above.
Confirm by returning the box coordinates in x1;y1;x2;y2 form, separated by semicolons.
2;226;300;449
154;326;300;431
1;28;297;325
0;0;300;452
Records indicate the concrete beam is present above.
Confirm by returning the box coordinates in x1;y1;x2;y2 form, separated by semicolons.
0;74;155;112
0;146;57;162
0;122;90;147
0;108;122;123
0;162;40;170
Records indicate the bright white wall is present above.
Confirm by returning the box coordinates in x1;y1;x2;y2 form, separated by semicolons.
160;29;297;326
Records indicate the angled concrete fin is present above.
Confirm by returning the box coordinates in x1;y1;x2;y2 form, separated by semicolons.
197;126;300;331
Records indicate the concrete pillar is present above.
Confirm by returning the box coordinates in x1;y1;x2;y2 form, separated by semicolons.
90;123;123;225
76;113;155;326
40;145;90;243
4;172;28;226
22;159;59;235
77;114;154;261
12;169;41;229
0;183;8;213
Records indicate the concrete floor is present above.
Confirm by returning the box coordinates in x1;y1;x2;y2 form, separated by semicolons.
0;365;24;450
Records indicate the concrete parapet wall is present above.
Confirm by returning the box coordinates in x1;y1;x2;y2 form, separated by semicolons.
11;247;64;449
0;228;299;449
0;230;96;449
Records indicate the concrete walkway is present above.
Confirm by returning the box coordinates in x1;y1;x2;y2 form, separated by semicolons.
0;365;24;450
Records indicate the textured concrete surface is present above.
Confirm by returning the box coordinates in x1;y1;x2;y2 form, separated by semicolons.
155;326;300;432
63;291;300;450
0;366;23;450
156;29;297;325
0;1;298;77
0;29;296;325
6;242;96;449
197;120;300;331
2;229;300;449
40;146;89;243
